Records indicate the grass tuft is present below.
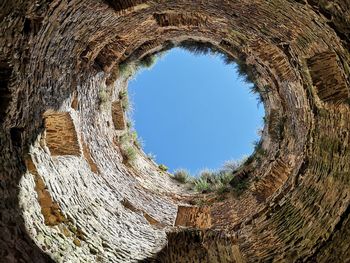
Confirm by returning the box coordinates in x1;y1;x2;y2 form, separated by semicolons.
119;90;130;111
229;176;250;196
121;145;137;165
178;40;213;55
194;178;211;193
139;54;158;68
147;152;156;161
168;154;254;198
98;89;109;110
119;62;137;78
158;164;168;172
173;169;190;183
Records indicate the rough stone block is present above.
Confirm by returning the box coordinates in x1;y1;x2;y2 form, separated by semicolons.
44;112;81;156
105;0;149;12
307;51;349;105
251;42;296;82
253;159;290;202
175;206;211;229
112;101;126;130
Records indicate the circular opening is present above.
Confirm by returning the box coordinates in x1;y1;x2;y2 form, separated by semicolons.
127;47;265;175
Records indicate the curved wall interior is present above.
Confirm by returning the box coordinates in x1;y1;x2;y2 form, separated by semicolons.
0;0;350;262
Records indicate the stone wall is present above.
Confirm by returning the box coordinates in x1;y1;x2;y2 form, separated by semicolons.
0;0;350;262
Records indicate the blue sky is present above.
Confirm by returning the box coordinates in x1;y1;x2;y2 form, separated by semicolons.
129;48;264;175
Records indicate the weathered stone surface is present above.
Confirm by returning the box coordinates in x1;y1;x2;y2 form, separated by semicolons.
253;159;290;202
307;51;349;105
175;206;211;229
111;101;126;130
0;0;350;262
105;0;150;12
0;62;12;123
81;137;99;174
43;112;81;156
154;12;208;27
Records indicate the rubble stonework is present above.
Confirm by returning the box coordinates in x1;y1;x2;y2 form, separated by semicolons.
0;0;349;262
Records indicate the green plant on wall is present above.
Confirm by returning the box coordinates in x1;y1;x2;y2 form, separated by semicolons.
118;132;140;166
121;145;137;165
98;88;109;110
158;164;168;172
229;175;250;196
147;152;156;161
166;153;254;198
194;178;211;193
119;62;137;78
172;169;190;183
118;52;162;80
139;54;158;68
119;90;130;111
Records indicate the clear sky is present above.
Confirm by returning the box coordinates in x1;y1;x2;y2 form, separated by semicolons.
129;48;264;175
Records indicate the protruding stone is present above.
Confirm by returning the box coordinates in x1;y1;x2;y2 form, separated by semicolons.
43;112;81;156
175;206;211;229
307;51;349;105
111;101;126;130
